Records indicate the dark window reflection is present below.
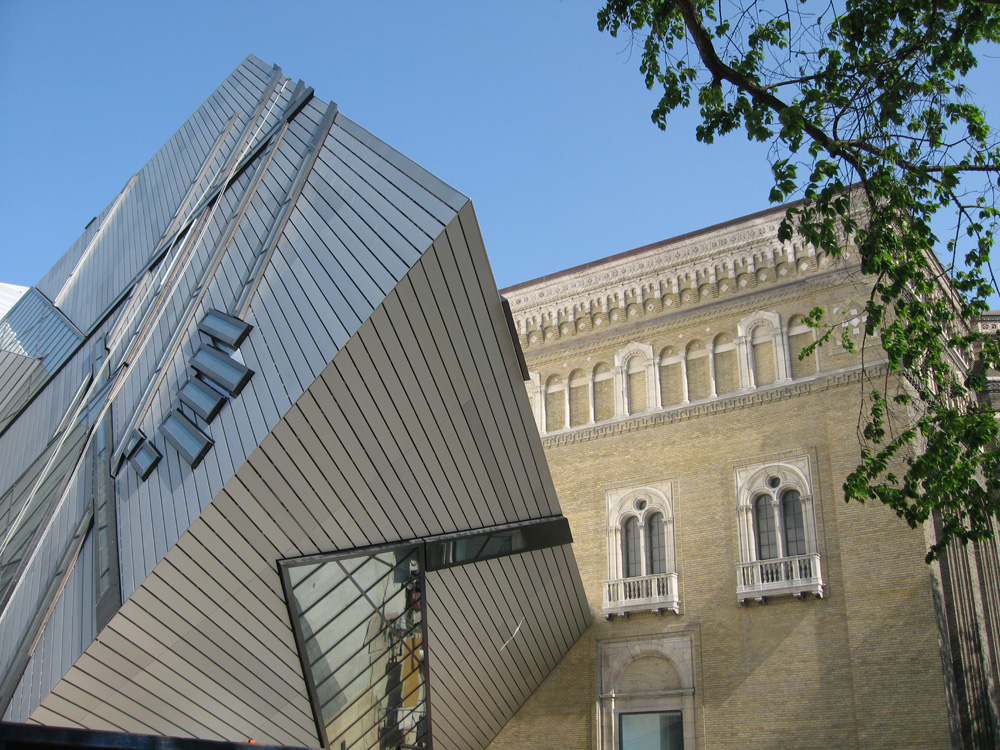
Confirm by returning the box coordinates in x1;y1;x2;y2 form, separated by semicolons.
286;546;428;750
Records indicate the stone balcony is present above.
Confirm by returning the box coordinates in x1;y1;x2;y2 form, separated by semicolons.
603;572;680;618
737;552;824;604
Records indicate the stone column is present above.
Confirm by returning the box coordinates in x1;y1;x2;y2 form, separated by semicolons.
708;344;718;398
588;371;596;424
680;351;690;404
771;496;785;558
777;325;792;382
735;335;751;389
615;364;628;416
648;356;661;410
535;378;547;433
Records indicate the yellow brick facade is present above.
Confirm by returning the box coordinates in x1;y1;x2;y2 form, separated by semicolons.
492;203;960;749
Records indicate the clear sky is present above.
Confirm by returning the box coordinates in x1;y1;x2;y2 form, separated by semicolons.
0;1;994;299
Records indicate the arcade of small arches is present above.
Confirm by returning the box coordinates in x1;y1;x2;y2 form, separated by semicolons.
528;310;820;434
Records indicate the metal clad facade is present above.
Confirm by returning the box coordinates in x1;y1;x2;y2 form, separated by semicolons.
424;546;590;750
41;57;281;335
2;56;589;749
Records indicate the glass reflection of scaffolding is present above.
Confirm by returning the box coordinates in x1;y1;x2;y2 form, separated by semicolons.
286;545;428;750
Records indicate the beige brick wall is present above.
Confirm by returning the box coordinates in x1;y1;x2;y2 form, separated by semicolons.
546;382;565;432
628;371;647;413
687;355;710;401
789;330;817;379
753;339;776;385
595;377;614;422
492;267;954;750
570;384;589;427
714;348;738;395
661;362;683;406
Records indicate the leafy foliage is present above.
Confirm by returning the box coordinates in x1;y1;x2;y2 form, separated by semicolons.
598;0;1000;559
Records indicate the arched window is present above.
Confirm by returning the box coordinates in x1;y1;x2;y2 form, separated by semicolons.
597;635;696;750
568;369;589;427
658;347;683;407
782;489;806;556
751;324;777;386
713;332;738;396
737;310;792;388
626;356;648;414
685;340;710;401
615;342;654;416
604;484;679;616
544;375;565;432
593;362;614;421
787;315;818;378
735;457;823;603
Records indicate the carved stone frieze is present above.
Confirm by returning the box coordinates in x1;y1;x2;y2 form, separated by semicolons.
508;250;861;353
504;204;863;340
519;266;869;363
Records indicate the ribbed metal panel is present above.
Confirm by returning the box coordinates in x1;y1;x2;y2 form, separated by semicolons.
0;285;27;322
7;56;589;750
0;426;93;700
3;531;94;724
0;351;44;434
423;545;589;750
0;289;82;373
0;342;89;499
40;56;284;335
35;204;114;304
29;202;585;745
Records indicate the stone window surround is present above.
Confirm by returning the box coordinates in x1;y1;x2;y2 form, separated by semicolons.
597;633;697;750
604;481;679;618
735;455;824;604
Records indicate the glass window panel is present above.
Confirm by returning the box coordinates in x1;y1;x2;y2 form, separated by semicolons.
160;410;213;467
190;345;253;396
782;489;806;556
620;711;684;750
198;309;253;348
128;440;161;481
285;546;427;750
755;496;778;560
647;513;666;575
178;377;226;422
623;517;641;578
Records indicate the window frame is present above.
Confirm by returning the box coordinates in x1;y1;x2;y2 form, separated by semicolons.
604;482;679;617
619;710;685;750
597;634;697;750
735;456;824;603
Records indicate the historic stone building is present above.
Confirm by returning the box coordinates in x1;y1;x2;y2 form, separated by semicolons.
493;205;1000;749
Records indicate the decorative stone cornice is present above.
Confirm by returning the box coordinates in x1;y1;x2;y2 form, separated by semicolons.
520;266;871;366
506;206;866;353
976;313;1000;334
539;363;885;448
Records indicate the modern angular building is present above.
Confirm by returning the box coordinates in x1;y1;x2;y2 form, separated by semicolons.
0;56;590;749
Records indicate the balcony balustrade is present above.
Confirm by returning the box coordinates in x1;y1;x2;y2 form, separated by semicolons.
737;552;824;603
603;572;679;618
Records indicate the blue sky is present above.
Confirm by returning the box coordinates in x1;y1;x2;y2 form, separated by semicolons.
0;1;994;298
